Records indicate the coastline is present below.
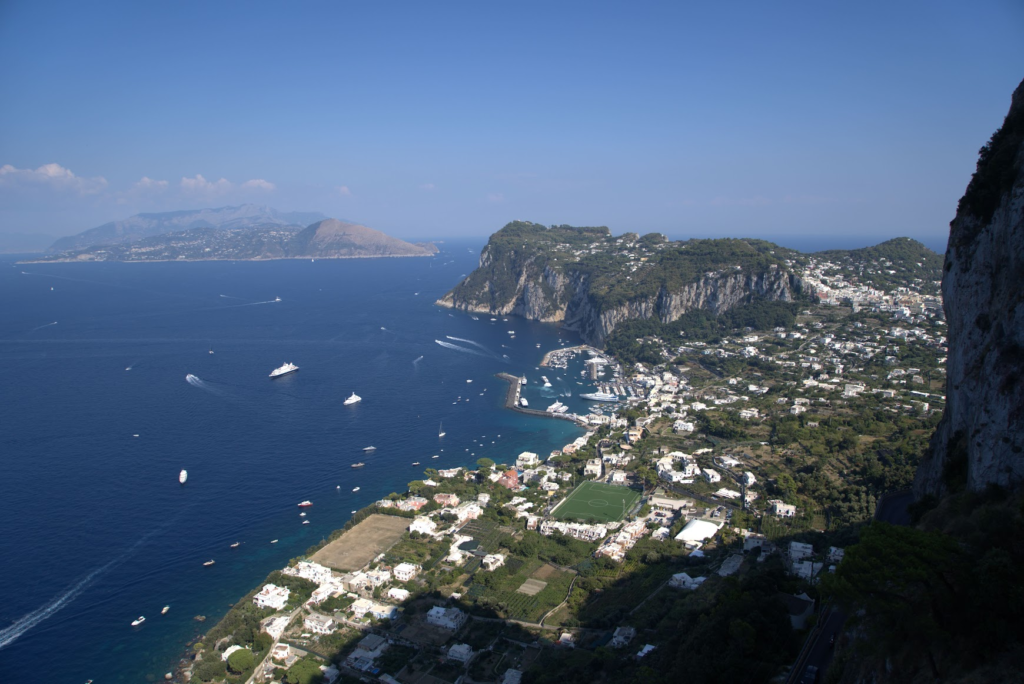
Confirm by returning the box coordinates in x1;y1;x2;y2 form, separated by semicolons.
18;252;436;265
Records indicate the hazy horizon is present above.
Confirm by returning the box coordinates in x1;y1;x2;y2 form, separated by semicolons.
3;1;1021;250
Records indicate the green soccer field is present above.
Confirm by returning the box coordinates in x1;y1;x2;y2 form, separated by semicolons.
551;480;642;523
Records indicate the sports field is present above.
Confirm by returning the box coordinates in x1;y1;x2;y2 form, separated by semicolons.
551;480;641;523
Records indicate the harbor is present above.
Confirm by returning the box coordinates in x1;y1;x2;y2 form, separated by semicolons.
496;372;590;426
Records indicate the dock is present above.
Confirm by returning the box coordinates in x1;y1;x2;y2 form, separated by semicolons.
539;344;597;367
496;373;589;426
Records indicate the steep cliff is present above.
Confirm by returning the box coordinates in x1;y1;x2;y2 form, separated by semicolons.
915;79;1024;497
437;222;805;346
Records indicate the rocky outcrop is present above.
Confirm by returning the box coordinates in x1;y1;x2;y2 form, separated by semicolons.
288;219;437;257
915;78;1024;497
437;250;801;346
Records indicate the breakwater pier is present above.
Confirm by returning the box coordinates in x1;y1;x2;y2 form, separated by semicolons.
495;373;589;426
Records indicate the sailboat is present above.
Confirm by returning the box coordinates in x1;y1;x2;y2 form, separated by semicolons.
438;422;446;438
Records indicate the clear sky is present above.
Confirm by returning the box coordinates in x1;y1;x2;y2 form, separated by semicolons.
1;1;1022;251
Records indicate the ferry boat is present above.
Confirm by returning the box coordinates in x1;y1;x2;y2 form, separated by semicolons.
270;362;298;378
344;392;362;405
161;606;170;615
203;560;215;566
179;469;187;484
298;500;313;507
351;462;365;468
131;616;145;627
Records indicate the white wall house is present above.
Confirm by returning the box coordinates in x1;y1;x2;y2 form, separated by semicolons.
253;584;290;611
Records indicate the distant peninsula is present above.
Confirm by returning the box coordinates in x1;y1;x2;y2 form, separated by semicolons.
438;221;941;346
24;207;437;262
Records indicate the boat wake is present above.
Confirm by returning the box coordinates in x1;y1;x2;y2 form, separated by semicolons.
412;355;424;366
0;563;112;650
0;518;175;651
29;321;58;332
185;374;225;396
435;340;490;358
444;336;509;362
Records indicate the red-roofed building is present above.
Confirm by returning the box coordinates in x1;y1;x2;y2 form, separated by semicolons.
497;469;520;490
433;493;460;508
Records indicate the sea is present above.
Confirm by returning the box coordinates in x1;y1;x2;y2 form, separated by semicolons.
0;243;595;682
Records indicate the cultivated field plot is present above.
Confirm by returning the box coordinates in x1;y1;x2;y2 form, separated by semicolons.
517;578;547;596
311;514;410;571
551;480;642;523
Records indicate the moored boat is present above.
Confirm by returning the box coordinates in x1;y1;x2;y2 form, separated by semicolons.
202;560;215;566
131;616;145;627
344;392;362;405
179;469;187;484
161;605;170;615
351;462;365;468
230;542;240;548
298;500;312;507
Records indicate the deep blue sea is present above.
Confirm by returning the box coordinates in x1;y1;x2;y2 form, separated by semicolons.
0;243;592;682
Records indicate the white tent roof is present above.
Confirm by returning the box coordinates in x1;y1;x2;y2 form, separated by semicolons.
674;518;722;542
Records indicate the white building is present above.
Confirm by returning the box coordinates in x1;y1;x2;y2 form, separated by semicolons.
388;587;410;602
447;643;474;663
516;452;540;468
426;606;467;630
668;572;706;590
303;613;336;635
393;563;420;582
769;500;797;517
674;519;722;545
702;468;721;484
409;516;437;535
282;561;334;585
253;583;290;611
482;554;506;571
584;459;603;478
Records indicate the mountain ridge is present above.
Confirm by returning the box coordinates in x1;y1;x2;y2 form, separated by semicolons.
47;204;329;253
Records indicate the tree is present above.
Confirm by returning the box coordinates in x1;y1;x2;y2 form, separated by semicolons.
227;648;255;674
476;457;495;469
408;480;426;495
284;657;325;684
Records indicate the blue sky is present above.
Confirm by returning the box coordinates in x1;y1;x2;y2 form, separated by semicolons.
1;1;1022;250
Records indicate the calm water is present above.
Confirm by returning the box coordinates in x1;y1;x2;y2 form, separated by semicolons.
0;244;590;682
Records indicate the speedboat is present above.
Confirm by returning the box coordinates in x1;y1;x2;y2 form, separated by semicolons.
270;539;278;544
412;461;420;466
179;469;187;484
344;392;361;405
352;486;360;492
161;606;170;615
203;560;215;566
438;422;446;438
298;500;312;507
131;616;145;627
230;542;240;548
363;446;377;452
351;462;365;468
432;454;440;459
299;512;306;517
302;520;310;524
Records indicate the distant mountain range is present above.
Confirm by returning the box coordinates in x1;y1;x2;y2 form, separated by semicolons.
27;207;436;262
47;205;329;253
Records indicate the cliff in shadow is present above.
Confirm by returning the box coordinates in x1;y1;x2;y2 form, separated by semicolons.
915;77;1024;497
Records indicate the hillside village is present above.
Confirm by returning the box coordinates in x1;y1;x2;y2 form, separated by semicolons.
185;250;946;684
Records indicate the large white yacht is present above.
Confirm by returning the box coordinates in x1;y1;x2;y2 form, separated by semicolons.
344;392;362;405
270;362;298;378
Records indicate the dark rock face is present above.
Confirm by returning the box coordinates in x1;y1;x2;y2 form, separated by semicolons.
915;78;1024;497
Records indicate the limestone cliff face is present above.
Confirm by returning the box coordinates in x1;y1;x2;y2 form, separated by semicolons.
437;245;801;346
915;78;1024;497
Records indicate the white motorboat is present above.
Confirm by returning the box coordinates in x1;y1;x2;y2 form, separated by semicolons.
270;362;298;378
230;542;240;548
438;422;446;438
344;392;362;405
363;446;377;452
131;616;145;627
203;560;215;566
352;486;360;492
161;606;170;615
298;500;312;507
179;469;187;485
